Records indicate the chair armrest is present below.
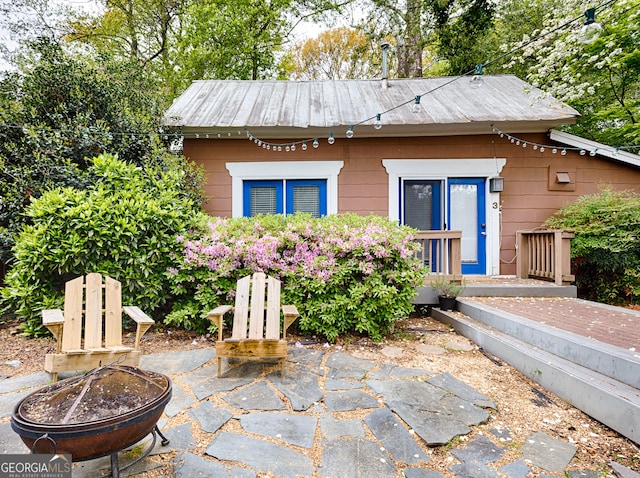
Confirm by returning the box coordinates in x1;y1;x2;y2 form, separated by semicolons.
207;305;233;341
123;306;154;349
123;306;154;325
281;305;299;338
42;309;64;326
42;309;65;352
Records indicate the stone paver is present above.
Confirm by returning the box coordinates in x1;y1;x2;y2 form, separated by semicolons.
499;459;531;478
364;407;429;464
239;412;317;448
326;352;375;379
319;414;365;439
450;435;505;465
521;431;577;473
173;452;256;478
187;401;232;433
427;372;496;409
268;370;323;410
207;431;313;478
324;389;379;411
0;342;603;478
320;438;396;478
222;381;286;410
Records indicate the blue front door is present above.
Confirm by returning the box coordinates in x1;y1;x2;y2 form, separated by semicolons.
448;178;486;274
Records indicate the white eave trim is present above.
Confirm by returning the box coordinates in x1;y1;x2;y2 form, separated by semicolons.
550;129;640;168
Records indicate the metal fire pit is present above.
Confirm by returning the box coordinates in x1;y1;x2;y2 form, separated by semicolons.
11;365;172;477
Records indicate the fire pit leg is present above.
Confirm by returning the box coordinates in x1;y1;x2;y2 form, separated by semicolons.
110;453;120;478
154;425;170;446
106;426;170;477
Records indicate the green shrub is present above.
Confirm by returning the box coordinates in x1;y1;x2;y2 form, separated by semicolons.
166;213;427;341
0;154;206;335
544;185;640;304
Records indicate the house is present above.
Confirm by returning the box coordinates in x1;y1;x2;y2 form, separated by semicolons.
164;75;640;276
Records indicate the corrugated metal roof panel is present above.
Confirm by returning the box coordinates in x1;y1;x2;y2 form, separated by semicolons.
164;76;579;137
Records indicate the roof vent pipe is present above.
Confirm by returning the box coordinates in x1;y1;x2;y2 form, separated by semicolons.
381;41;390;89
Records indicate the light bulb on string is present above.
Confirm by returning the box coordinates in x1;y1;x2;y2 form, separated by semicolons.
580;149;586;155
589;149;597;157
561;149;567;155
412;96;422;113
373;114;383;130
470;64;484;89
539;146;545;152
328;133;335;145
285;145;290;151
552;147;558;154
313;138;319;148
291;144;296;151
346;126;354;139
578;8;603;44
302;142;307;151
277;145;282;151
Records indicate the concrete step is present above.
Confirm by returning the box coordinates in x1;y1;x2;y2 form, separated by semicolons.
456;298;640;389
431;308;640;445
414;283;577;304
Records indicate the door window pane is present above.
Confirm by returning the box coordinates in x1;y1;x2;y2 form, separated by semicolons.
449;184;478;262
403;180;441;230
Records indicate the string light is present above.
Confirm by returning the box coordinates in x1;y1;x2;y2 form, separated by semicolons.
373;114;382;130
346;126;355;139
412;96;422;113
491;125;640;156
579;8;603;44
470;65;484;89
327;133;335;145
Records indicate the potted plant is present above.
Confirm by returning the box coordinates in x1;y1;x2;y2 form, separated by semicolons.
430;276;465;311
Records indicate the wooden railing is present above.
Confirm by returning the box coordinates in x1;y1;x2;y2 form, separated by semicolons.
414;230;463;281
516;229;575;286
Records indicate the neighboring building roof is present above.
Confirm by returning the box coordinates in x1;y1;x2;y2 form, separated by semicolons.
164;75;579;139
550;129;640;169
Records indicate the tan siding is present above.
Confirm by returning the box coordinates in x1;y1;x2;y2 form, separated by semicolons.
185;133;640;276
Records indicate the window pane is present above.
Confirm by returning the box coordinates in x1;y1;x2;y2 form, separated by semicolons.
404;181;433;230
250;186;277;216
293;185;320;217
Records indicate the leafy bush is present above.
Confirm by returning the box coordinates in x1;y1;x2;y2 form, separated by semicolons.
544;186;640;304
166;213;427;341
0;154;206;335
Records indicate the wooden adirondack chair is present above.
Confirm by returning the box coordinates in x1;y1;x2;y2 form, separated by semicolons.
43;273;155;381
207;272;299;377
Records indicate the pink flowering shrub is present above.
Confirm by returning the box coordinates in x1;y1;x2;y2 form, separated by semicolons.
165;213;426;341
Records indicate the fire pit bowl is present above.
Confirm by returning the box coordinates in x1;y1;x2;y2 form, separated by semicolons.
11;365;172;462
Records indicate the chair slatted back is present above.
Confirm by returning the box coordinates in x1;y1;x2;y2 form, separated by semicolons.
230;272;282;340
60;273;123;352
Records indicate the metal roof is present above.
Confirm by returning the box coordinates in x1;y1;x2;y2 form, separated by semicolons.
164;75;579;139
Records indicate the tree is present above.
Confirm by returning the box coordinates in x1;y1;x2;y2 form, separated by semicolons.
284;26;381;80
64;0;189;100
497;0;639;147
0;39;199;267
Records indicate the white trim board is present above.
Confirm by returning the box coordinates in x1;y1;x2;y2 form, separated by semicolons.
383;158;506;275
226;161;344;218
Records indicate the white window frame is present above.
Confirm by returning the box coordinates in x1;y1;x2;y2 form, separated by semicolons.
383;158;506;275
227;161;344;218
